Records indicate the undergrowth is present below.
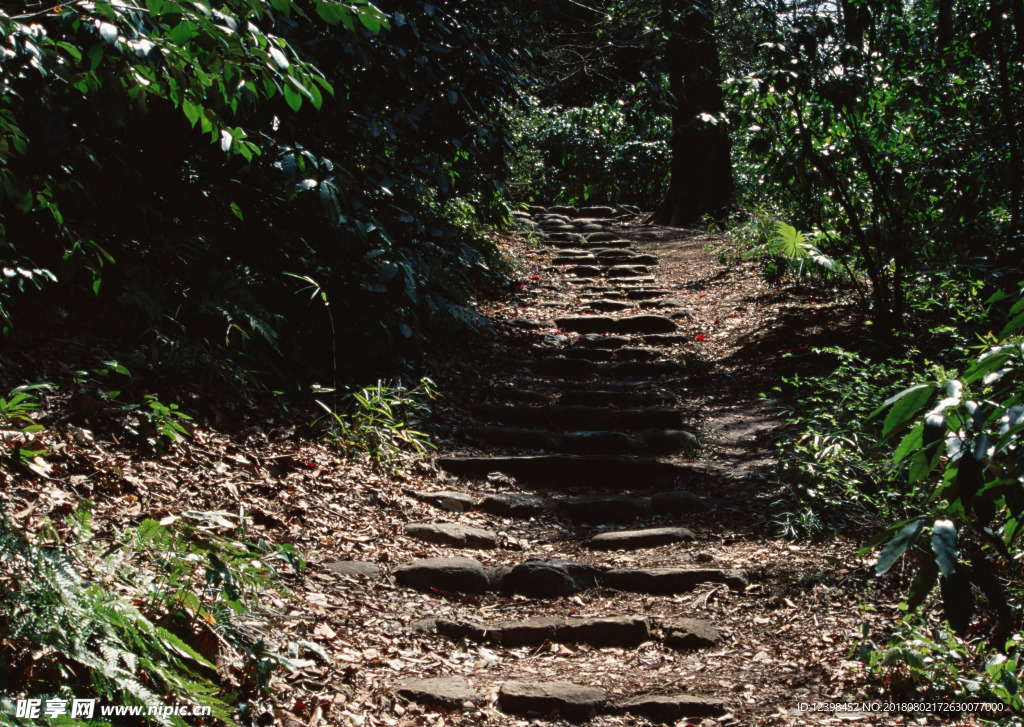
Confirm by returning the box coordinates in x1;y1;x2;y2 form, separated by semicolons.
0;505;306;726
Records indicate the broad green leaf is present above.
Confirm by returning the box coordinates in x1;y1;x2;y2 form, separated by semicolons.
893;423;923;463
875;517;926;575
357;5;383;33
880;384;935;437
283;83;302;111
931;519;959;578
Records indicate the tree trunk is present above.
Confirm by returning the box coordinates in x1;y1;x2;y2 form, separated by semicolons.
649;0;733;227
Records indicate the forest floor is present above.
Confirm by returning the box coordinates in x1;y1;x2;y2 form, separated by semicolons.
0;218;988;726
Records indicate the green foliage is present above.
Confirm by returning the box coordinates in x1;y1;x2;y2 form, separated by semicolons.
509;91;671;207
0;384;50;431
725;0;1024;326
751;221;844;286
0;0;521;385
865;283;1024;635
770;347;919;535
0;504;306;725
317;377;437;472
856;620;1024;714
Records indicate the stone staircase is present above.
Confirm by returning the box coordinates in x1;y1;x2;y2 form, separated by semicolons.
336;207;751;723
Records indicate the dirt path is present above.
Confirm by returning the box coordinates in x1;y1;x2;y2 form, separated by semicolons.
316;211;917;727
4;212;959;726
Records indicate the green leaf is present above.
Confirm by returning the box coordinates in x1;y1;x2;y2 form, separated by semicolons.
357;5;383;33
893;423;924;463
880;384;935;437
931;519;959;578
230;201;243;220
181;100;202;127
875;517;926;575
316;1;351;25
283;83;302;111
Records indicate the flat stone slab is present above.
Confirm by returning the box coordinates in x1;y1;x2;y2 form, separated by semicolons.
614;315;677;334
587;526;696;550
497;558;602;597
324;561;381;579
616;694;729;720
562;430;633;454
394;557;490;594
603;567;749;593
614;346;662;361
436;454;685;486
508;318;554;330
644;333;691;345
394;677;480;708
499;681;606;722
554;315;619;334
403;523;498;549
559;495;654;523
558;388;673;406
651;490;711;514
550;239;631;249
411;490;478;512
662;618;723;649
478;493;554;518
644;429;699;455
584;299;634;312
431;615;650;647
465;425;559;450
579;334;630;348
606;265;651;277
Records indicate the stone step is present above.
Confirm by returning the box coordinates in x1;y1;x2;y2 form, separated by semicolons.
612;346;663;361
608;275;657;285
531;358;686;380
638;298;688;310
471;403;685;429
546;265;603;277
490;385;674;408
551;348;616;361
579;333;630;348
581;299;635;312
606;265;652;277
555;314;677;335
556;388;673;406
585;230;622;242
395;556;746;597
626;289;677;300
615;694;730;721
462;426;697;456
549;239;632;249
404;522;499;549
545;232;586;243
419;614;722;651
436;453;692;487
593;249;657;263
644;333;692;345
395;677;730;722
550;255;597;266
499;681;605;722
410;489;710;522
419;615;651;647
560;490;709;522
603;567;748;593
586;526;695;550
394;677;481;709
